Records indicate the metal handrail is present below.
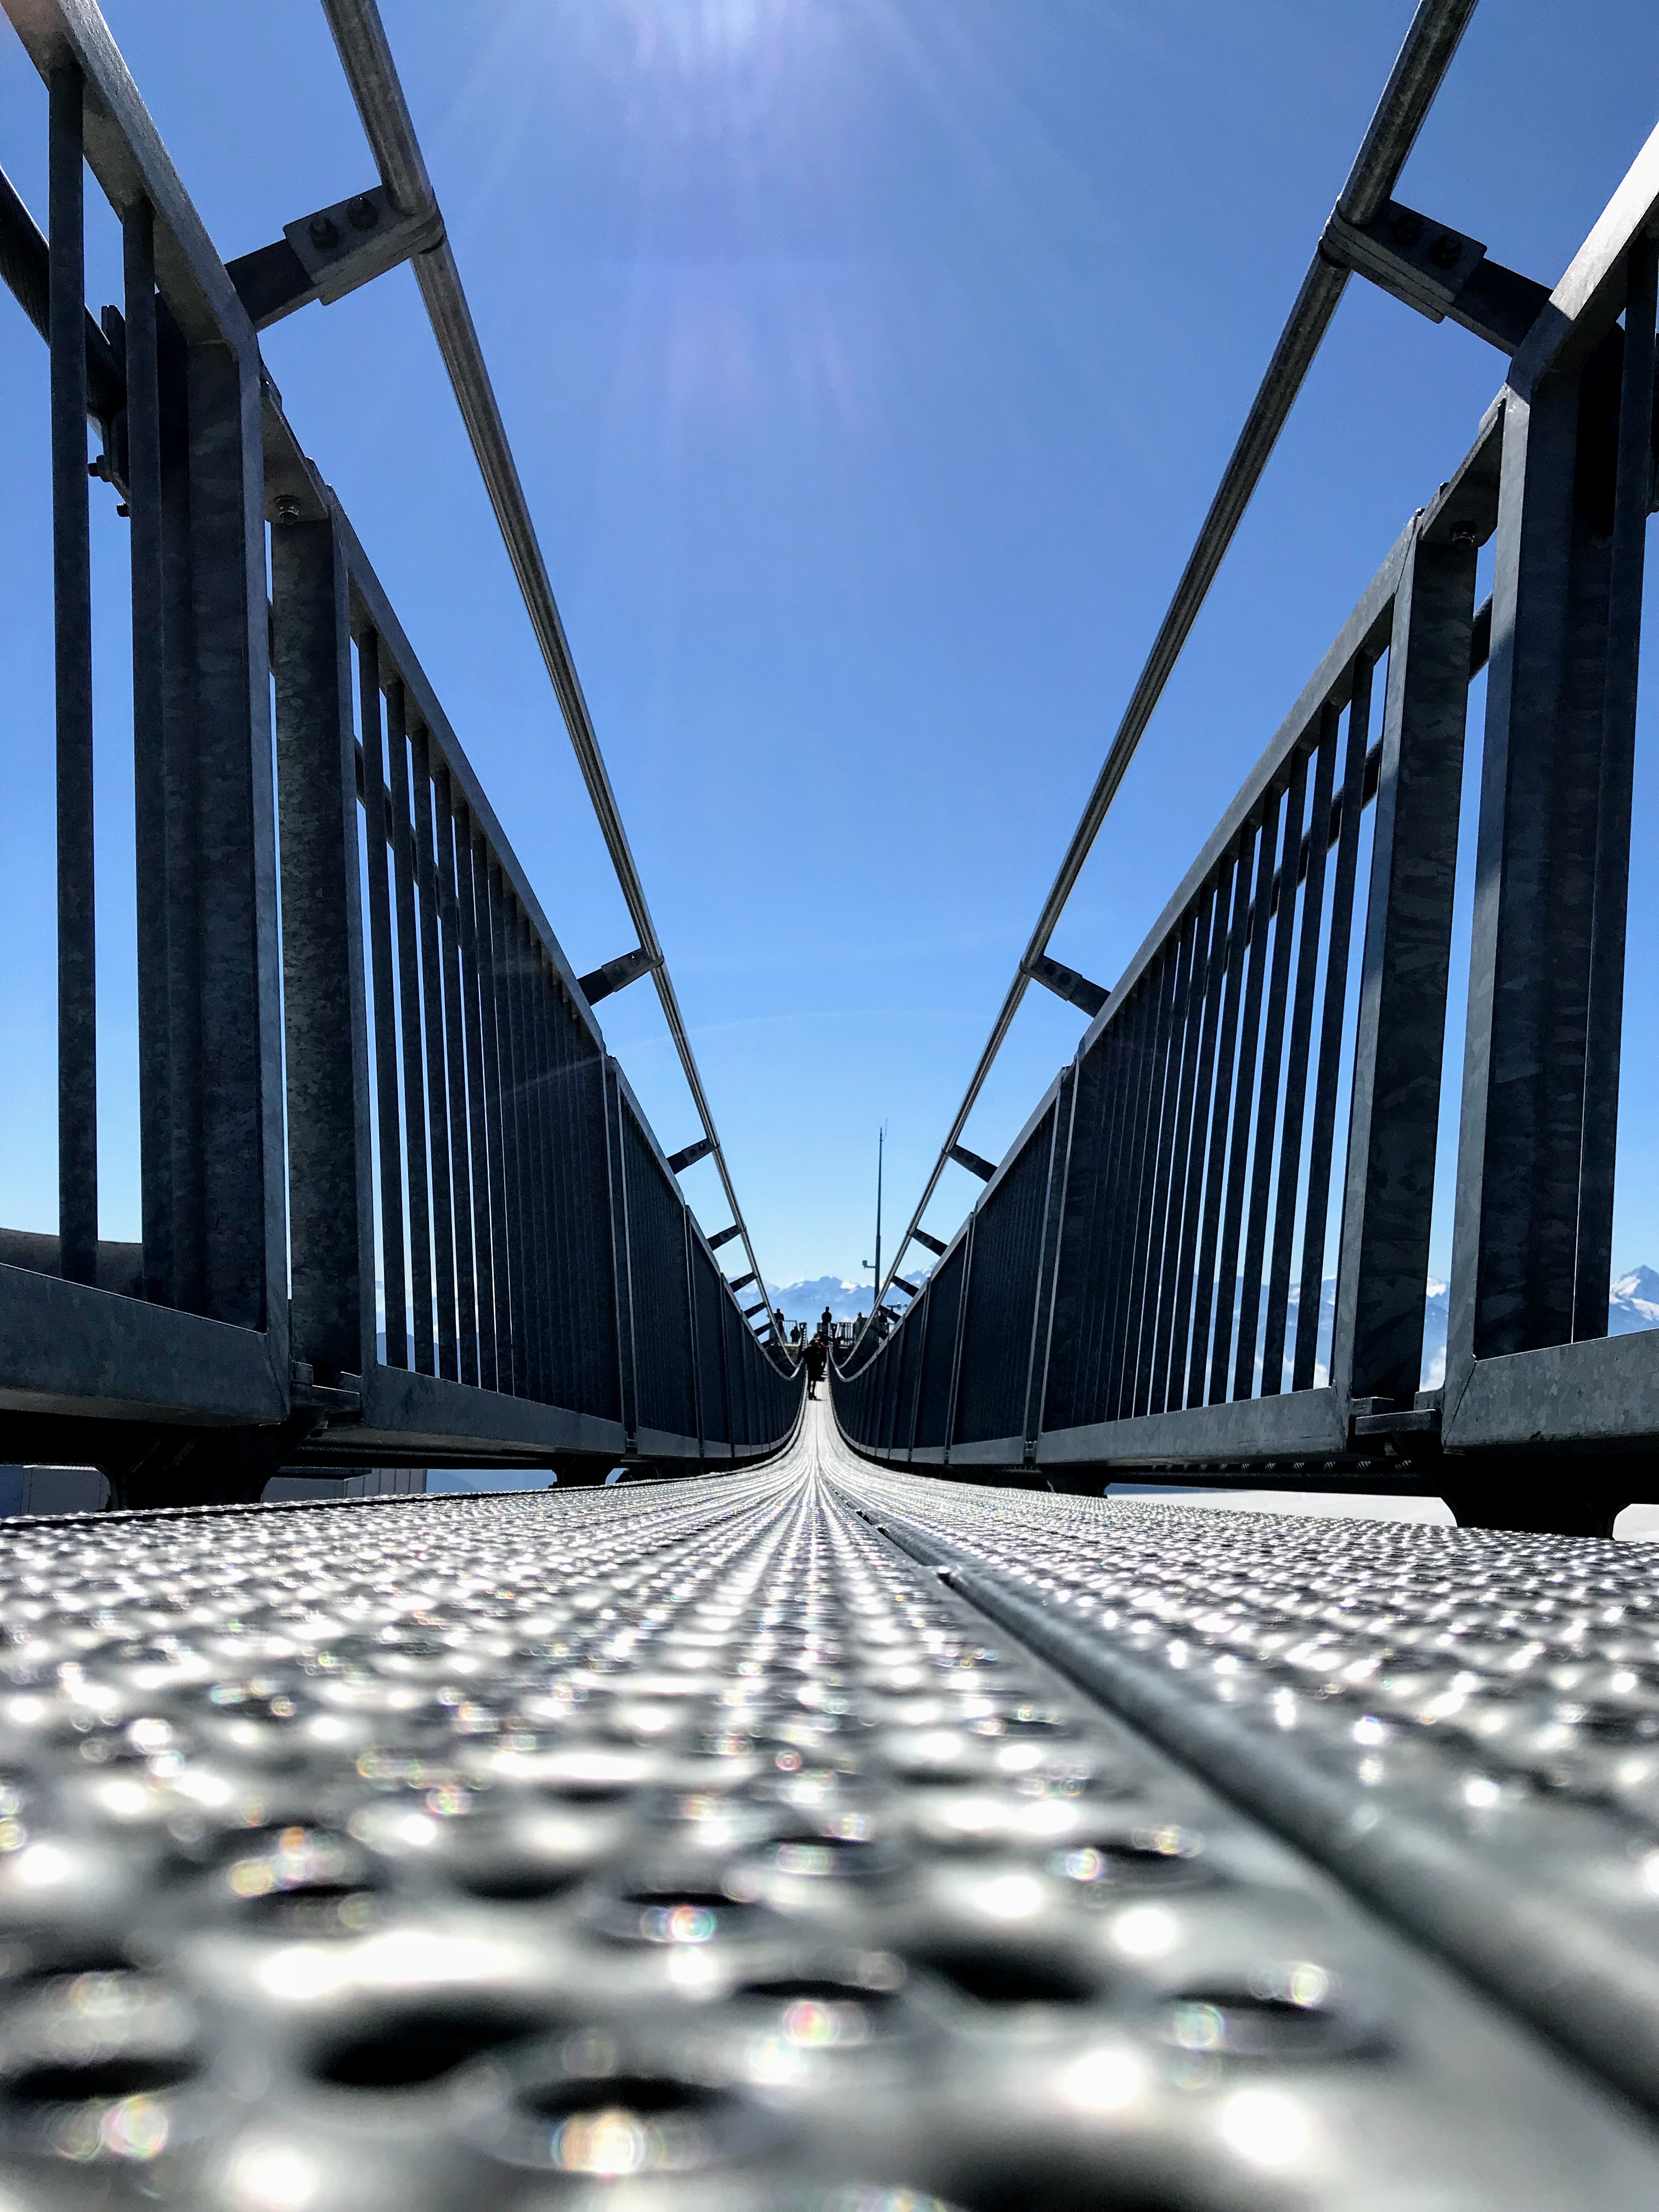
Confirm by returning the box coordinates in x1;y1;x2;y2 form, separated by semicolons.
318;0;778;1348
856;0;1479;1348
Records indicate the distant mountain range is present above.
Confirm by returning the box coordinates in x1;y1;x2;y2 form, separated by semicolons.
1398;1265;1658;1390
767;1277;874;1325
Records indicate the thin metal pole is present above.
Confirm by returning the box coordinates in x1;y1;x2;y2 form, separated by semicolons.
433;766;478;1386
358;630;407;1365
873;1125;884;1340
125;194;170;1307
860;0;1480;1341
1235;752;1306;1401
50;60;96;1288
411;723;458;1378
387;680;435;1374
1293;658;1373;1390
485;859;528;1398
1210;803;1279;1404
1187;838;1250;1405
319;0;775;1344
1262;716;1336;1392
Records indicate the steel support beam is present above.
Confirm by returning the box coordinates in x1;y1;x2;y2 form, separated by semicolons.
577;945;659;1006
1450;335;1627;1373
226;180;442;330
1323;196;1551;353
1026;952;1108;1018
271;509;376;1387
1330;523;1478;1413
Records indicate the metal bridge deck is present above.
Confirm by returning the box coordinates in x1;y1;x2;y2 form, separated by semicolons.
1;1404;1657;2207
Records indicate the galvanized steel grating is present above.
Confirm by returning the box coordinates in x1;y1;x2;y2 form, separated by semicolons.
830;1418;1659;2129
0;1404;1652;2204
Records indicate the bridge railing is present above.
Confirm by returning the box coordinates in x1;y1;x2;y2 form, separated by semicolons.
837;123;1659;1514
1;0;798;1497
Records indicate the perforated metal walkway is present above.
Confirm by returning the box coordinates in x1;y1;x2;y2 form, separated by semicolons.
0;1407;1656;2205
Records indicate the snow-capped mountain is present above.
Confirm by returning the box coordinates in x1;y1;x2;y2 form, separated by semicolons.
1229;1268;1658;1393
1612;1267;1659;1332
766;1277;873;1326
1414;1267;1659;1386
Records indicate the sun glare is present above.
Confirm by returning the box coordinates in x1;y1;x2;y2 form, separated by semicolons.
617;0;772;70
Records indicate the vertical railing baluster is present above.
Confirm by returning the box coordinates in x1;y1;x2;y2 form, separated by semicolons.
1096;979;1160;1422
155;307;206;1317
124;195;171;1307
357;630;407;1367
1262;713;1337;1392
1234;755;1305;1399
503;902;546;1402
1149;886;1218;1410
272;509;374;1386
542;1005;578;1407
943;1215;977;1456
682;1210;705;1455
1124;925;1192;1417
605;1058;640;1451
1294;659;1374;1390
1022;1063;1078;1459
434;766;478;1385
484;861;527;1396
189;337;281;1336
1188;837;1249;1404
1345;526;1478;1407
387;680;435;1375
1169;849;1237;1409
1074;1024;1133;1427
905;1288;931;1458
516;932;555;1403
411;723;458;1377
470;826;513;1393
50;61;96;1288
1211;798;1279;1403
454;811;498;1389
526;959;563;1403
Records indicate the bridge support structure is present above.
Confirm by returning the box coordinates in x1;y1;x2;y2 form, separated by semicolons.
0;0;801;1502
836;120;1659;1537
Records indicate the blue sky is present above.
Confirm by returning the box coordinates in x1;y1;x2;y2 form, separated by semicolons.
3;0;1659;1297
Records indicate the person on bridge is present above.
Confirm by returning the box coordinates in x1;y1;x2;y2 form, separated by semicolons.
820;1305;833;1341
804;1335;828;1399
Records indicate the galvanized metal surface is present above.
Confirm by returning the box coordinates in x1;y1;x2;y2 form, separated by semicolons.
828;1403;1659;2129
0;1401;1654;2205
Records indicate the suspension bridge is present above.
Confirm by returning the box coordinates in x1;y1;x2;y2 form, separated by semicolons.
4;0;1659;2201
